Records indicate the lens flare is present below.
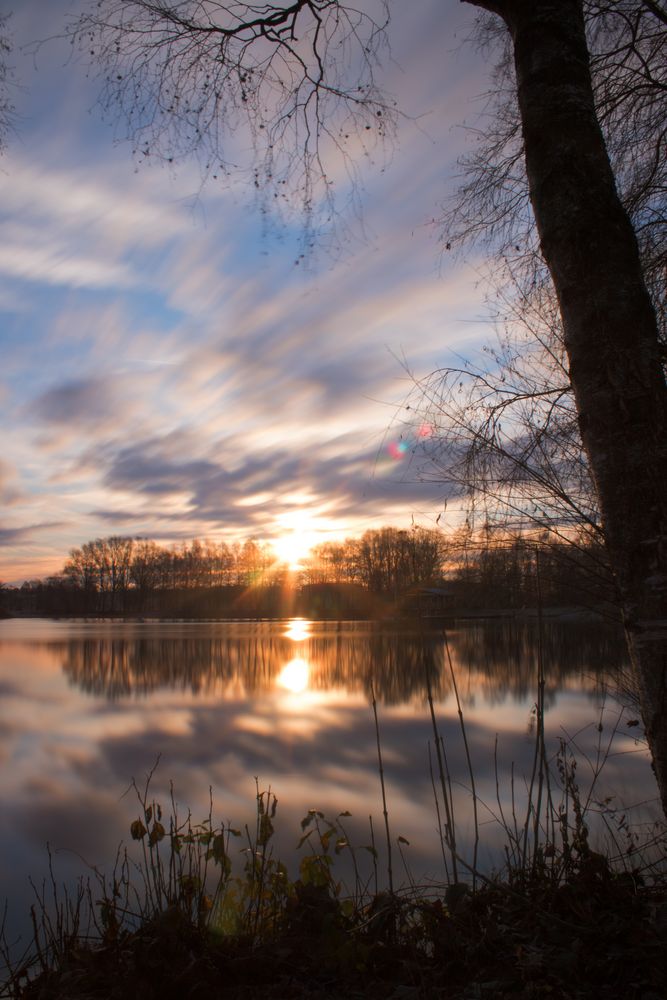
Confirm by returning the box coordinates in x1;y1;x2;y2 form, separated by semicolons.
385;423;435;464
388;440;409;460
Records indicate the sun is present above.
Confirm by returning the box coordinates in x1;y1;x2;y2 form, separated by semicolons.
272;529;317;570
271;509;327;570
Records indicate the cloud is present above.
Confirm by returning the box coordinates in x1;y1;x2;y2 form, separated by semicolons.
0;522;65;547
1;0;492;581
0;459;22;505
31;376;117;427
0;144;209;297
0;227;138;291
0;526;31;547
1;157;186;249
91;426;453;544
90;507;158;525
106;446;219;498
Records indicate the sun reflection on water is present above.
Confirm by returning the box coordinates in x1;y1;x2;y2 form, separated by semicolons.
283;618;311;642
0;616;655;951
276;657;310;694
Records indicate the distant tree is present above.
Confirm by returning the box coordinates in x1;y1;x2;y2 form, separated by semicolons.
305;540;354;585
129;538;165;593
307;526;444;596
354;527;443;596
64;543;99;593
201;538;233;586
105;536;134;602
236;538;276;585
64;536;135;610
449;527;614;610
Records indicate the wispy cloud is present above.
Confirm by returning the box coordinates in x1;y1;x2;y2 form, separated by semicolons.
0;459;22;505
31;376;117;427
0;229;137;290
1;0;488;580
0;522;65;547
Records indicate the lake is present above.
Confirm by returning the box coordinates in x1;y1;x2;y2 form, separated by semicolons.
0;615;659;952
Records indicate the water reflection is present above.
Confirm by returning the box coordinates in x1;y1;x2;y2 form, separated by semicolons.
283;618;311;642
277;657;310;693
0;616;653;955
34;618;627;704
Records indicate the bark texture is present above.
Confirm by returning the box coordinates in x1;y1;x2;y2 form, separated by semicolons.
464;0;667;815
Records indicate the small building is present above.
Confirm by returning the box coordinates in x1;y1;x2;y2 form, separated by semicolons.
402;584;456;618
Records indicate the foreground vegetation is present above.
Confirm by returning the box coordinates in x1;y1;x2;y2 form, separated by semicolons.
2;779;665;999
2;678;665;999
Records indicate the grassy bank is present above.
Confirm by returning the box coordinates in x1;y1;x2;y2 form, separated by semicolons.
2;742;666;999
8;862;667;998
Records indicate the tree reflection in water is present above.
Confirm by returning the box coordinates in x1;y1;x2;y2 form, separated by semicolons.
0;616;654;953
44;619;628;705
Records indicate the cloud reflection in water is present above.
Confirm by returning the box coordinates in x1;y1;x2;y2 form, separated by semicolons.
0;617;659;951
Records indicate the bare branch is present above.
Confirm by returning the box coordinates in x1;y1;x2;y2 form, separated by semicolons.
641;0;667;28
67;1;396;240
443;2;666;344
411;1;665;557
0;12;16;153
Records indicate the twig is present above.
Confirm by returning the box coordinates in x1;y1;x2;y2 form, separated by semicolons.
444;630;479;884
370;680;394;896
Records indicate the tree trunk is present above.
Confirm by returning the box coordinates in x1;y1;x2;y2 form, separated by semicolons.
465;0;667;815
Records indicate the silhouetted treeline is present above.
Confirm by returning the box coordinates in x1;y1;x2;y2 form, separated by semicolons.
3;525;615;618
306;526;614;613
448;527;616;612
304;526;444;596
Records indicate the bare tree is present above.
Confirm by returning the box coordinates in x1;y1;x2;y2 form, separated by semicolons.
452;0;667;816
130;538;165;592
446;1;666;332
73;1;667;813
306;527;444;592
407;310;597;538
413;0;666;546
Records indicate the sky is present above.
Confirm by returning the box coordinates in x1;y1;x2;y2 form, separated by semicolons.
1;0;494;584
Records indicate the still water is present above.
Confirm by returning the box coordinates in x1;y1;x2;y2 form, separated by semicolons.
0;616;659;947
